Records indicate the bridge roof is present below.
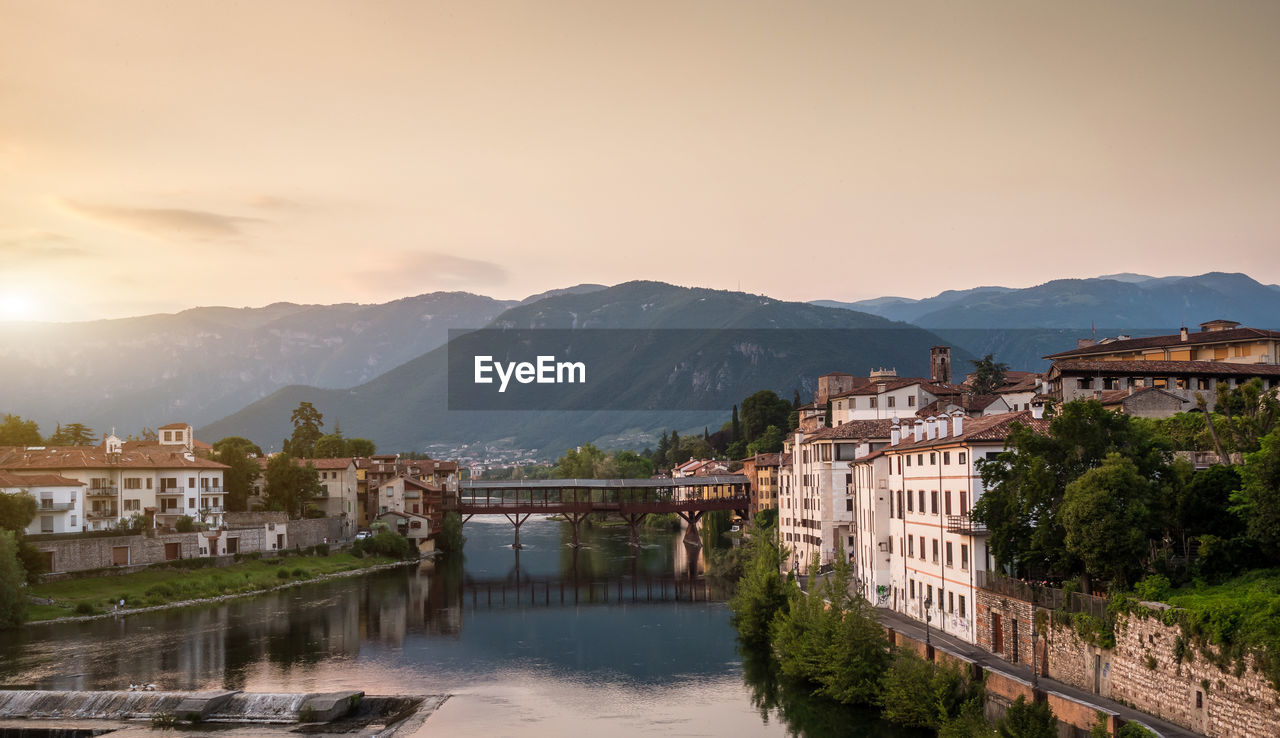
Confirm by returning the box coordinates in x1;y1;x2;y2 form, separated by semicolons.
462;475;749;490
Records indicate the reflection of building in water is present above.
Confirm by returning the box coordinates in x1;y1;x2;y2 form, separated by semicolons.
418;558;463;636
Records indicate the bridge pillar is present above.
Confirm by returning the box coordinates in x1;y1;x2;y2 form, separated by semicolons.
504;512;531;549
622;513;645;549
678;511;704;547
566;512;589;548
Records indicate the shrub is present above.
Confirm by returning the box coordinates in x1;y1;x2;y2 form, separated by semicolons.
174;516;197;533
1134;574;1171;602
73;602;96;615
1117;723;1157;738
151;712;177;729
291;567;306;577
314;543;330;557
277;568;290;579
879;650;980;729
998;695;1056;738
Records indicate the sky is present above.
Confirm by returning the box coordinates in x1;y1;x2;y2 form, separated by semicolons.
3;1;1280;322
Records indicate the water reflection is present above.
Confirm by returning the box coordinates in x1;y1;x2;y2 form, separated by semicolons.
0;516;912;736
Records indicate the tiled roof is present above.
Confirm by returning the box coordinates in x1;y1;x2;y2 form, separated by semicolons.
887;411;1049;451
0;471;85;487
1045;327;1280;359
0;446;229;471
1051;359;1280;377
1095;387;1189;406
916;394;1005;417
157;422;190;430
309;457;355;470
801;419;897;441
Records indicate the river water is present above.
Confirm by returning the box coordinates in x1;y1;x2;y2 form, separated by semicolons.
0;517;913;737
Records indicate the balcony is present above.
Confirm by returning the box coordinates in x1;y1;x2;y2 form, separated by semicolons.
86;508;119;520
945;514;988;535
87;487;119;497
199;487;224;495
38;502;74;512
158;488;186;497
200;506;225;514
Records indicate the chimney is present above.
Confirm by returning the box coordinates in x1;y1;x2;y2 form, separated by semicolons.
951;411;964;436
1031;401;1045;420
1180;326;1189;342
1077;338;1097;349
926;416;938;440
913;419;925;443
937;415;949;439
890;425;901;445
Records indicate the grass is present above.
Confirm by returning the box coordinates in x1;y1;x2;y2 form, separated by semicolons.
1159;568;1280;689
27;552;396;621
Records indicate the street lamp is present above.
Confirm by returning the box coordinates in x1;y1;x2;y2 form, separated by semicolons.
923;596;933;648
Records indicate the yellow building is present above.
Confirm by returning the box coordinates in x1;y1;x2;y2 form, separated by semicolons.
1045;320;1280;365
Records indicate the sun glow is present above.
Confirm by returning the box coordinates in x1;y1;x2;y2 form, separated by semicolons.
0;292;36;321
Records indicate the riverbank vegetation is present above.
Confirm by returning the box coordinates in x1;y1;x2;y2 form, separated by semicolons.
25;549;404;621
728;521;1055;737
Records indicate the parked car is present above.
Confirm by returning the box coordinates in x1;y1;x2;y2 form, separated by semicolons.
354;530;371;540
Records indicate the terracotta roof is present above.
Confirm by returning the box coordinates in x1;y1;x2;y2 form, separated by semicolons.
0;446;229;471
1096;387;1189;406
1050;359;1280;377
309;457;355;470
887;411;1049;451
1045;327;1280;359
157;422;190;430
0;471;85;487
802;419;897;441
752;453;781;467
916;395;1006;417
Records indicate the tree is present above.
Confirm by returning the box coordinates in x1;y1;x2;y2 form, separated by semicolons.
974;399;1172;579
284;402;324;458
741;390;792;442
729;524;788;650
347;438;376;457
969;354;1009;395
998;696;1057;738
879;650;977;729
1232;427;1280;558
555;443;610;478
46;422;97;446
613;450;653;479
0;491;37;535
312;434;347;458
0;531;28;630
1061;454;1155;587
1214;378;1280;453
262;453;322;518
653;431;670;469
0;414;41;445
731;405;741;443
211;436;262;513
747;425;785;456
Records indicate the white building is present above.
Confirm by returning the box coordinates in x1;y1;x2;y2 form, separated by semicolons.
0;471;86;535
779;419;895;573
850;409;1049;644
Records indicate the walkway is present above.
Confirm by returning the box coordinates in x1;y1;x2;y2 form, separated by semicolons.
873;606;1203;738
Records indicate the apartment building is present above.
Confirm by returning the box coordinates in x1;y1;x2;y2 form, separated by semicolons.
851;409;1049;644
740;452;782;517
311;458;359;536
0;471;86;535
0;426;229;531
779;419;894;573
356;455;459;526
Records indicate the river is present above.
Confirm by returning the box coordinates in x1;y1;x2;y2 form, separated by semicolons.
0;516;914;737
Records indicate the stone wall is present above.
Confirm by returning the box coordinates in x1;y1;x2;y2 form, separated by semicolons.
286;517;344;549
1044;619;1113;699
975;588;1037;668
33;531;200;574
1108;614;1280;738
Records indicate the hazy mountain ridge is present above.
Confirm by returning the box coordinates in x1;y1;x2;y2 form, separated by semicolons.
198;282;965;455
0;291;516;434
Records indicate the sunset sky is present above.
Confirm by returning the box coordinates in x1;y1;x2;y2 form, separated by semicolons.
3;1;1279;322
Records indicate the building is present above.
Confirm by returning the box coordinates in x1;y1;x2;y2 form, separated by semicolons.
1046;359;1280;412
355;455;459;527
850;409;1049;645
310;458;359;536
0;471;86;535
779;419;895;572
740;452;782;517
0;426;230;531
1045;320;1280;365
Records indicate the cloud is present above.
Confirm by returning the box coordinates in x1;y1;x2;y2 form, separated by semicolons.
56;199;263;238
351;250;508;291
0;230;87;262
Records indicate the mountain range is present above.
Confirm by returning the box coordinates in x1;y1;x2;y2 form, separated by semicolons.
3;271;1278;456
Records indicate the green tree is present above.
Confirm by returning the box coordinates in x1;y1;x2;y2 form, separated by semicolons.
347;438;376;457
747;425;785;456
436;511;466;553
997;696;1057;738
731;404;741;443
312;434;348;458
0;531;28;630
46;422;97;446
210;436;262;513
262;453;322;518
741;390;792;442
613;450;653;479
1232;428;1280;558
969;354;1009;395
974;399;1172;578
1062;454;1155;587
0;491;37;535
729;523;788;651
653;431;670;469
879;650;977;729
1214;378;1280;453
555;443;609;478
284;402;324;458
0;414;41;445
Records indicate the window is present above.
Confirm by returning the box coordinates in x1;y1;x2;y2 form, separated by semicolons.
931;491;937;514
908;536;915;557
918;490;925;511
124;499;140;511
164;431;173;442
846;499;852;511
870;397;878;408
187;477;196;488
125;478;141;490
887;396;896;408
929;452;936;464
960;491;968;512
910;580;915;598
959;595;966;618
906;455;912;467
943;451;950;465
946;541;953;567
945;491;952;515
907;491;913;512
917;453;924;466
187;497;195;508
959;452;967;464
932;538;939;562
926;584;933;603
41;515;53;532
897;490;904;519
146;478;153;489
907;395;916;407
961;544;969;571
948;591;954;613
